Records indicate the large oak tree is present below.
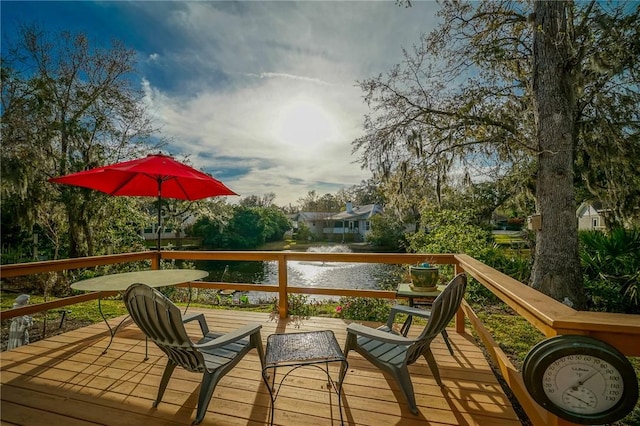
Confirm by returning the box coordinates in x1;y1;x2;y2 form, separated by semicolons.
353;0;639;307
1;25;156;258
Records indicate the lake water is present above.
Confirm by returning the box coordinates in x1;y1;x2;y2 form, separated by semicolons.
193;245;403;303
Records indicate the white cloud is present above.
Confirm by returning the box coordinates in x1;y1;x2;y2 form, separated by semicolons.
246;72;334;87
137;1;441;206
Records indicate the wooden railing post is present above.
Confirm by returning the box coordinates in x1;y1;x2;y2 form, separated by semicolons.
278;253;288;319
151;252;161;270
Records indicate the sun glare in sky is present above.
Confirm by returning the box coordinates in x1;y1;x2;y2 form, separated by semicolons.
273;98;340;147
0;1;441;205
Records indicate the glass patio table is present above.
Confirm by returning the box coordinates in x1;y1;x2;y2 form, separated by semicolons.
71;269;208;357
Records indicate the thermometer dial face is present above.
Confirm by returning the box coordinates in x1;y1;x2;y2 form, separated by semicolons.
542;354;623;414
523;335;638;425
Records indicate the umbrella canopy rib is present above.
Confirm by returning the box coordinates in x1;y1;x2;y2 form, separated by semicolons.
108;172;142;197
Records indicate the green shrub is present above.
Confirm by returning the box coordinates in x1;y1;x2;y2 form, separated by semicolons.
580;228;640;313
294;222;315;242
407;209;504;304
366;213;407;250
335;297;392;322
270;293;320;318
583;278;630;312
482;245;532;284
406;208;495;259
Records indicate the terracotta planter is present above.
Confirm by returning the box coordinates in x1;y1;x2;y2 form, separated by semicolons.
409;266;439;291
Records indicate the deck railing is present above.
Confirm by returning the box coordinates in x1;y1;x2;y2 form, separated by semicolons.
1;250;639;426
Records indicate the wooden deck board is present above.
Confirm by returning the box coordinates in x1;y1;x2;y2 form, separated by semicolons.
1;309;522;425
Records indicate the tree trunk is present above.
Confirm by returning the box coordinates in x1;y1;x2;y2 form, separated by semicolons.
83;218;94;257
66;193;88;258
531;1;585;309
68;214;83;258
175;228;182;249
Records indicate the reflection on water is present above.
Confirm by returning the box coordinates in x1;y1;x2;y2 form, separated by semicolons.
283;244;376;288
195;244;402;303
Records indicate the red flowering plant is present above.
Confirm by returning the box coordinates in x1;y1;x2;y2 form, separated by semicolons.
334;297;391;322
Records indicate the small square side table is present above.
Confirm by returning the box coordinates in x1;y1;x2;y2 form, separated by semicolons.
262;330;347;425
395;283;444;307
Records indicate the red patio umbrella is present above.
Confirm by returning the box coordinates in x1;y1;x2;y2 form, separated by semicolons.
49;153;237;250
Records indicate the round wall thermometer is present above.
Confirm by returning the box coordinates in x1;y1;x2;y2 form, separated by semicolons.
522;335;638;424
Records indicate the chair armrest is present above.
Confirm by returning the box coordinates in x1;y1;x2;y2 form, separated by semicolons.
347;323;413;345
386;304;432;329
194;323;262;350
182;312;210;335
391;305;432;319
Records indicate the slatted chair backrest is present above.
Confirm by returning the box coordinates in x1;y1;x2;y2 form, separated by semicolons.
406;273;467;365
124;283;205;372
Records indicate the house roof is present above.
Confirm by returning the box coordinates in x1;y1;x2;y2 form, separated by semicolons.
329;204;383;221
292;204;383;223
576;201;605;217
292;211;334;222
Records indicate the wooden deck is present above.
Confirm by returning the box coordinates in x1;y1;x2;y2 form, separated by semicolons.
1;309;522;425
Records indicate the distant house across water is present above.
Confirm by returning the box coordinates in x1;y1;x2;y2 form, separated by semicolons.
142;201;384;247
290;211;334;237
292;202;383;242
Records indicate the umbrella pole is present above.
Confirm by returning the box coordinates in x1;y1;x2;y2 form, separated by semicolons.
157;179;162;251
157;196;161;251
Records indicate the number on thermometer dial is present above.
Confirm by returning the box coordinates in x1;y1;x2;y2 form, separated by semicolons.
523;335;638;424
541;354;622;414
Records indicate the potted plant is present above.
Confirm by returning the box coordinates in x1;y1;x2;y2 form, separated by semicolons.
409;262;439;291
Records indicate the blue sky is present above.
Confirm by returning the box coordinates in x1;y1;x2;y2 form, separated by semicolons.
1;1;441;207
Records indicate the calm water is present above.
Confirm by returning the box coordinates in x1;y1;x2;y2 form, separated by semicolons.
193;245;403;303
